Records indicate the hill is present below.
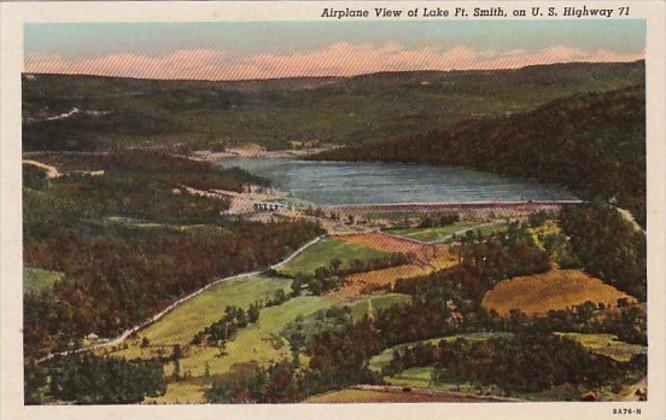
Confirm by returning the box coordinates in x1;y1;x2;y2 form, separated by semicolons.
22;61;643;152
314;84;646;225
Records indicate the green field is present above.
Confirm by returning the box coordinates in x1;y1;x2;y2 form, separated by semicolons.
109;274;337;403
387;223;509;245
555;333;646;362
276;237;389;277
117;275;291;350
388;222;479;242
151;295;335;403
109;271;419;403
23;267;63;294
384;366;437;388
369;332;513;372
349;293;412;322
382;366;500;397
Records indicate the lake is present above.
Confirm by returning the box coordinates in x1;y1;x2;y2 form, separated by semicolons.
217;158;577;206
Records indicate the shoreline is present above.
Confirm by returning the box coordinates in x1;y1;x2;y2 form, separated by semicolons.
191;147;334;161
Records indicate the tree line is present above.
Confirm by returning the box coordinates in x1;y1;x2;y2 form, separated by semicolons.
385;333;643;394
191;304;261;345
25;355;166;404
559;203;646;301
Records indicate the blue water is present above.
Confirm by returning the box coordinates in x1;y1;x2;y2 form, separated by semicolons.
217;158;577;206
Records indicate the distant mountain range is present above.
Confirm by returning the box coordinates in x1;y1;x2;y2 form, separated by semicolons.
22;61;644;152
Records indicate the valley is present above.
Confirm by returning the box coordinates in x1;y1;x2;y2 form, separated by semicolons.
22;61;647;405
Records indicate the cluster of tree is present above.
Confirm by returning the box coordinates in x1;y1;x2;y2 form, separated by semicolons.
25;355;165;404
205;361;309;403
378;269;480;346
281;307;353;356
385;333;639;394
537;229;582;269
191;304;261;345
449;222;551;300
23;163;49;190
314;85;646;227
492;303;647;346
205;318;381;403
418;213;459;228
24;151;284;239
559;203;646;301
291;254;412;296
23;109;173;152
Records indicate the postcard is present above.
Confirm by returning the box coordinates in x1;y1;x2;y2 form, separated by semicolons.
1;1;665;419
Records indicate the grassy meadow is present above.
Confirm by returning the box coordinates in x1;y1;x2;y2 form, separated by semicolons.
481;269;635;316
276;237;388;277
555;333;646;362
111;275;416;403
388;222;479;242
23;267;63;294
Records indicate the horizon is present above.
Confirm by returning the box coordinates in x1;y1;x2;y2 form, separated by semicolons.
24;20;645;81
23;59;646;83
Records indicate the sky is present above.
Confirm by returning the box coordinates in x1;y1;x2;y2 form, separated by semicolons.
24;20;646;80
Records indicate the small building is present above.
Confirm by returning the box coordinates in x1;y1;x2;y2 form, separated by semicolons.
254;202;288;212
86;333;99;342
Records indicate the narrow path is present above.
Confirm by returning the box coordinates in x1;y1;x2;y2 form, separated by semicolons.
35;234;326;364
22;159;61;179
429;221;503;244
376;230;432;246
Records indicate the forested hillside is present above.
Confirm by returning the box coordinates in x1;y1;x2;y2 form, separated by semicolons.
22;61;643;151
314;85;645;225
23;152;324;361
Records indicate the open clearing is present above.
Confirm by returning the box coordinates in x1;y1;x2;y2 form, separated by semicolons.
330;235;457;298
481;269;636;316
107;274;339;403
555;333;646;362
277;236;389;277
339;232;431;256
349;293;412;321
151;294;334;403
109;275;292;354
23;267;63;294
338;232;455;267
337;265;431;297
389;222;481;242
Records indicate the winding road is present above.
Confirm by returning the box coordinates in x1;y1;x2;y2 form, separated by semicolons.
35;234;326;364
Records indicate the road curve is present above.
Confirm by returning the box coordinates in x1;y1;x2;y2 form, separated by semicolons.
35;234;327;364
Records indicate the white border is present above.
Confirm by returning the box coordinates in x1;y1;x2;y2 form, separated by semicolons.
1;2;665;420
